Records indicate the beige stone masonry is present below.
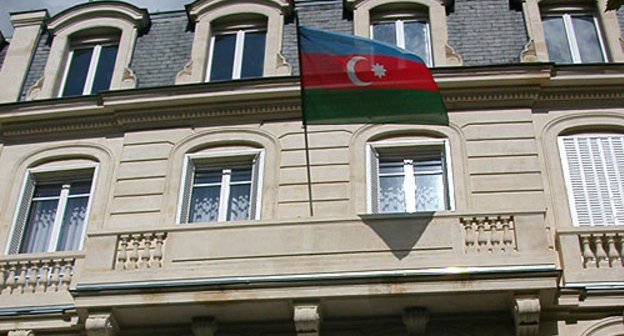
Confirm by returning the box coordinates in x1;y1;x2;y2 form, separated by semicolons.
0;10;48;103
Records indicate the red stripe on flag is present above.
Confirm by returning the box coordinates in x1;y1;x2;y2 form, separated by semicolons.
301;52;439;92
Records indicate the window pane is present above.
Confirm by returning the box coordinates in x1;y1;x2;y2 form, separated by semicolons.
69;181;92;195
189;185;221;222
20;199;58;253
379;175;406;213
372;22;396;46
194;170;223;184
240;32;266;79
91;45;118;93
413;158;442;173
379;161;405;174
414;173;445;211
34;184;63;198
571;16;604;63
227;184;251;221
62;48;93;97
404;21;430;65
543;16;573;63
231;167;252;182
210;34;237;81
56;196;88;251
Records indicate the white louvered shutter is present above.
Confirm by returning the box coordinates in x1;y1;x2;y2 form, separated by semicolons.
560;135;624;226
178;158;195;224
368;146;380;213
9;174;36;254
249;151;264;220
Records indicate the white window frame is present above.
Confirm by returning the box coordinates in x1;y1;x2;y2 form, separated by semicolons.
558;134;624;227
370;18;432;66
177;149;265;224
205;27;266;81
366;139;454;214
541;11;608;64
58;39;119;97
5;164;98;254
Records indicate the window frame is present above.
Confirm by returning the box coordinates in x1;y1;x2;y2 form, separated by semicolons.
58;38;120;97
541;10;608;64
5;163;98;255
177;149;265;224
370;17;432;66
558;133;624;227
205;26;267;81
366;139;454;214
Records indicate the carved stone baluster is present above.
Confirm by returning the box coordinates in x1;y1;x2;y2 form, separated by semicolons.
618;235;624;267
36;261;50;293
49;260;61;292
116;235;129;270
503;218;514;252
140;234;152;269
3;264;17;294
60;259;72;290
593;235;608;268
606;235;620;267
153;233;165;267
491;217;502;253
581;235;596;267
477;218;489;253
0;263;6;294
129;235;140;269
15;263;27;295
25;261;36;293
464;218;477;253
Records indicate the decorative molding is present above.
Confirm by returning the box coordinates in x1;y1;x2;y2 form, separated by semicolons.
402;307;429;336
175;60;194;84
581;315;624;336
7;331;34;336
293;304;321;336
26;76;45;101
520;40;538;63
512;296;540;336
85;313;119;336
47;2;150;33
276;52;292;76
115;232;166;270
120;67;137;89
191;317;218;336
619;36;624;55
444;44;462;66
460;216;516;254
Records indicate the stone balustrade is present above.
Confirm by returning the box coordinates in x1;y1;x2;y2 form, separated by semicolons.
579;232;623;268
460;216;517;254
0;254;78;295
115;232;167;270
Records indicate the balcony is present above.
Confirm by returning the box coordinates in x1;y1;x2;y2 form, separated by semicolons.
557;226;624;286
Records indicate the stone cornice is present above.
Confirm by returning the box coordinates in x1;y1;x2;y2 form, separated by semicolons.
0;64;623;138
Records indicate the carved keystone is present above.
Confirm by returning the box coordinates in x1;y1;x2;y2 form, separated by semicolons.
513;296;540;336
403;307;429;336
191;317;218;336
294;304;321;336
8;331;34;336
85;313;119;336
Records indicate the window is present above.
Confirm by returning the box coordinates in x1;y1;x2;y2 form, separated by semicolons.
7;167;96;254
542;10;606;64
60;42;119;97
559;134;624;226
207;28;266;81
178;150;264;223
367;140;453;213
371;11;432;66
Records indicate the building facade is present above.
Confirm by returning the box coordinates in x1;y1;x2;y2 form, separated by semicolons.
0;0;623;335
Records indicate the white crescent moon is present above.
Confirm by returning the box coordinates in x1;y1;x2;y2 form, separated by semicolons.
346;56;371;86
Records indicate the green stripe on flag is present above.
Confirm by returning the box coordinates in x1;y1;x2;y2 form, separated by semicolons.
302;88;448;125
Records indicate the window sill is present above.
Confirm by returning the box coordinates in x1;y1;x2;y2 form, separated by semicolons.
359;211;450;220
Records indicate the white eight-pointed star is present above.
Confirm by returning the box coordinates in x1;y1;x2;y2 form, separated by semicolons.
372;63;387;79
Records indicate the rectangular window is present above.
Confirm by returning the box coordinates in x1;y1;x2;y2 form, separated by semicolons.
60;43;119;97
7;168;96;254
178;150;264;223
542;13;606;64
371;19;432;66
207;29;266;81
367;140;452;213
559;135;624;226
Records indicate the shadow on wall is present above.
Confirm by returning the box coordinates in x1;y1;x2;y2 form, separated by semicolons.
360;213;434;260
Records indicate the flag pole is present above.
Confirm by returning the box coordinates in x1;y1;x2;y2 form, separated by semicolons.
294;9;314;217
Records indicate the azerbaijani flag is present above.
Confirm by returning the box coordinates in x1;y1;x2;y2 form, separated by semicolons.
298;26;448;125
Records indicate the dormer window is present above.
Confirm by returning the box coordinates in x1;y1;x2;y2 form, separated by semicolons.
371;5;431;66
207;17;267;81
60;37;119;97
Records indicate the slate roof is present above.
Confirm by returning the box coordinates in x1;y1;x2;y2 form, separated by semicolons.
20;35;49;101
618;8;624;38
